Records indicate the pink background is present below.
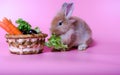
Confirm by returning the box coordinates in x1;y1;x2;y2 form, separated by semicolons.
0;0;120;75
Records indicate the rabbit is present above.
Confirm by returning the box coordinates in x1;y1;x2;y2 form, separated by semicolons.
50;2;92;50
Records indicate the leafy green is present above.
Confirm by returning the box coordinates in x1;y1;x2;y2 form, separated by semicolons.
45;34;68;50
16;18;31;33
34;27;41;33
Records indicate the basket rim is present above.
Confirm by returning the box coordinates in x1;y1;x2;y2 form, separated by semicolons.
5;33;48;39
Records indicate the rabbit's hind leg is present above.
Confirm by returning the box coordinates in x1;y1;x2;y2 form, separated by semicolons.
78;34;92;50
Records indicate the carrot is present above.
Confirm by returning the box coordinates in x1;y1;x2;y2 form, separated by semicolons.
0;21;13;34
2;17;22;35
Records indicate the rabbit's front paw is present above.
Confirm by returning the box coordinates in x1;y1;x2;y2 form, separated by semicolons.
78;43;87;50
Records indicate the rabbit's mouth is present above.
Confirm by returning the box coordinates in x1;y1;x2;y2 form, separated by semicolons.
52;32;62;36
51;30;65;36
50;27;67;36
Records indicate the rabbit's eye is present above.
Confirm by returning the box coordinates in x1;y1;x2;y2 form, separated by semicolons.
58;21;63;26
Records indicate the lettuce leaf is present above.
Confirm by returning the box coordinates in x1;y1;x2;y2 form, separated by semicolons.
45;34;68;50
16;18;31;33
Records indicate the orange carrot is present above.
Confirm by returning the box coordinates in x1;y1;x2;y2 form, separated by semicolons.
2;17;22;35
0;21;13;34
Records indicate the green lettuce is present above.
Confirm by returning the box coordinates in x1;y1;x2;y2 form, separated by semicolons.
45;34;68;50
16;18;31;33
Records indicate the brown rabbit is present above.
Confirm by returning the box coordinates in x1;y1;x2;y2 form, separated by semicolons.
50;2;92;50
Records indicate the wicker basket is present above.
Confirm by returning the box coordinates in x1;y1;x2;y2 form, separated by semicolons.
5;33;47;55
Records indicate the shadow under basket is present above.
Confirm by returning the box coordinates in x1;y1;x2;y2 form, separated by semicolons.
5;33;48;55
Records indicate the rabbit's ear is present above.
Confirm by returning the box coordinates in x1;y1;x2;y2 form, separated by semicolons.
61;2;68;12
65;3;74;19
